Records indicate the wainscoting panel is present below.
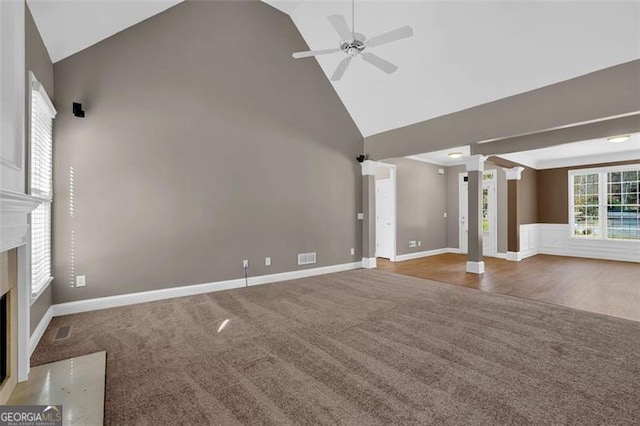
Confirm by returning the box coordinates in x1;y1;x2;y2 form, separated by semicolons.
515;224;640;263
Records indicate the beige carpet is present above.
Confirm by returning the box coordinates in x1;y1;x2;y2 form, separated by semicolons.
32;269;639;425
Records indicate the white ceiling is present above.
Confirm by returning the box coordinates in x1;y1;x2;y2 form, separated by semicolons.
28;0;183;63
497;133;640;170
407;145;470;167
269;0;640;137
28;1;640;138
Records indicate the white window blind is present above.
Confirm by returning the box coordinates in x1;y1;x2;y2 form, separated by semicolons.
30;74;56;295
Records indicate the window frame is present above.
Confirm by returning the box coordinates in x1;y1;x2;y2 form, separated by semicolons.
568;163;640;242
28;72;56;300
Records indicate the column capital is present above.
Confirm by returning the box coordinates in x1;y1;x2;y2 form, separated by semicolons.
360;160;377;176
465;155;486;172
504;166;525;180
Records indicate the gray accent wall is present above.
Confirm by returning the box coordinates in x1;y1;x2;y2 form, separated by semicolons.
51;1;362;304
26;5;54;334
383;158;447;255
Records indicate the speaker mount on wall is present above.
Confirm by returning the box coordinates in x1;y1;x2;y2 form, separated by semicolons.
73;102;85;118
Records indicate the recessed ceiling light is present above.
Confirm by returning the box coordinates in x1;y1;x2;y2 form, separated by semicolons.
607;135;630;143
448;152;463;159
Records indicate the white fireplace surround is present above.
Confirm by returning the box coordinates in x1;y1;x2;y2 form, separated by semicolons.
0;189;41;393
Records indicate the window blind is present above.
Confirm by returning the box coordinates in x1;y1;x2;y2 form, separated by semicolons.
30;76;56;295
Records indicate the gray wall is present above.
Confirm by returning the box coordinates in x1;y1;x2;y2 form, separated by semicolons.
51;1;362;304
383;158;447;255
26;5;54;334
445;162;508;253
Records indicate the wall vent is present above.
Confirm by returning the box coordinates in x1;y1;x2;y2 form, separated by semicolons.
297;252;316;265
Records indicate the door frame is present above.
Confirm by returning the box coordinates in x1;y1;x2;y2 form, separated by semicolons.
459;170;498;257
374;162;397;261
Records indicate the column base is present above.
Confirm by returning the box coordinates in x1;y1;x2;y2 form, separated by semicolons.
362;257;377;269
506;251;520;261
466;261;485;274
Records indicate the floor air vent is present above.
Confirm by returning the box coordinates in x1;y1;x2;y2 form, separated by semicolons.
298;252;316;265
53;325;71;341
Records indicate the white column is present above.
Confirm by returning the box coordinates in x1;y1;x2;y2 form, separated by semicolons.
361;160;377;269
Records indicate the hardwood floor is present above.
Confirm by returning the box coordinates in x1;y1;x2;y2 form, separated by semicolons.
377;253;640;322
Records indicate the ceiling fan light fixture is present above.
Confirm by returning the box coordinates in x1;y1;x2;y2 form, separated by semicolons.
607;135;630;144
448;152;463;159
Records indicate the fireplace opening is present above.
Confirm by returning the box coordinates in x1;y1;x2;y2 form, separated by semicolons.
0;293;7;384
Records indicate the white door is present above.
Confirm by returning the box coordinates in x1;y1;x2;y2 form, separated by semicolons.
376;179;394;259
459;173;497;257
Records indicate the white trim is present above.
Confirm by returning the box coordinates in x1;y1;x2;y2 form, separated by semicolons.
495;252;507;259
447;247;462;254
466;261;485;274
29;305;53;356
507;223;640;263
29;72;56;118
361;257;377;269
360;160;377;176
394;248;449;261
52;262;363;317
464;155;487;172
30;276;52;305
504;166;524;180
373;162;397;261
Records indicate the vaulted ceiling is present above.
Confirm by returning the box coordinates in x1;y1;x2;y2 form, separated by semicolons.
29;1;640;139
269;0;640;137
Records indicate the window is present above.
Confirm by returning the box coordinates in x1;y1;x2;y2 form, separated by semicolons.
29;73;56;296
570;165;640;241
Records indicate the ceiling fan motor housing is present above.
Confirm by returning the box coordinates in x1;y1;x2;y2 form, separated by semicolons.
341;39;365;56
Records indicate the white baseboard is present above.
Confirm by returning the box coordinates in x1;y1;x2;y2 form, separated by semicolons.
361;257;377;268
466;261;485;274
53;261;363;317
495;252;507;259
29;305;53;356
392;247;461;262
394;248;449;262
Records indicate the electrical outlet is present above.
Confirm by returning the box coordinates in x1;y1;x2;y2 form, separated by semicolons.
76;275;86;287
265;257;271;266
409;240;417;248
357;212;364;220
418;241;421;247
443;212;447;218
350;248;355;255
243;260;249;268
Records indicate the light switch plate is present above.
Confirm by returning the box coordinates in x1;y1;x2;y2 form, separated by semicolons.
265;257;271;266
357;213;364;220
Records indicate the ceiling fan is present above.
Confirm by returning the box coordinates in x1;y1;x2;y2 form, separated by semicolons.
291;1;414;81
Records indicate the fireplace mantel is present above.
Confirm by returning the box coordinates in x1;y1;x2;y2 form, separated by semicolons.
0;189;41;253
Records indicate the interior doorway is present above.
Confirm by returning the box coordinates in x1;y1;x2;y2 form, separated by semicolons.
375;163;397;261
459;170;497;257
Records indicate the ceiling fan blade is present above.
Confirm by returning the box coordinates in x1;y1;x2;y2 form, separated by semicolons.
366;26;413;48
328;14;353;41
331;56;352;81
361;52;398;74
292;48;340;59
